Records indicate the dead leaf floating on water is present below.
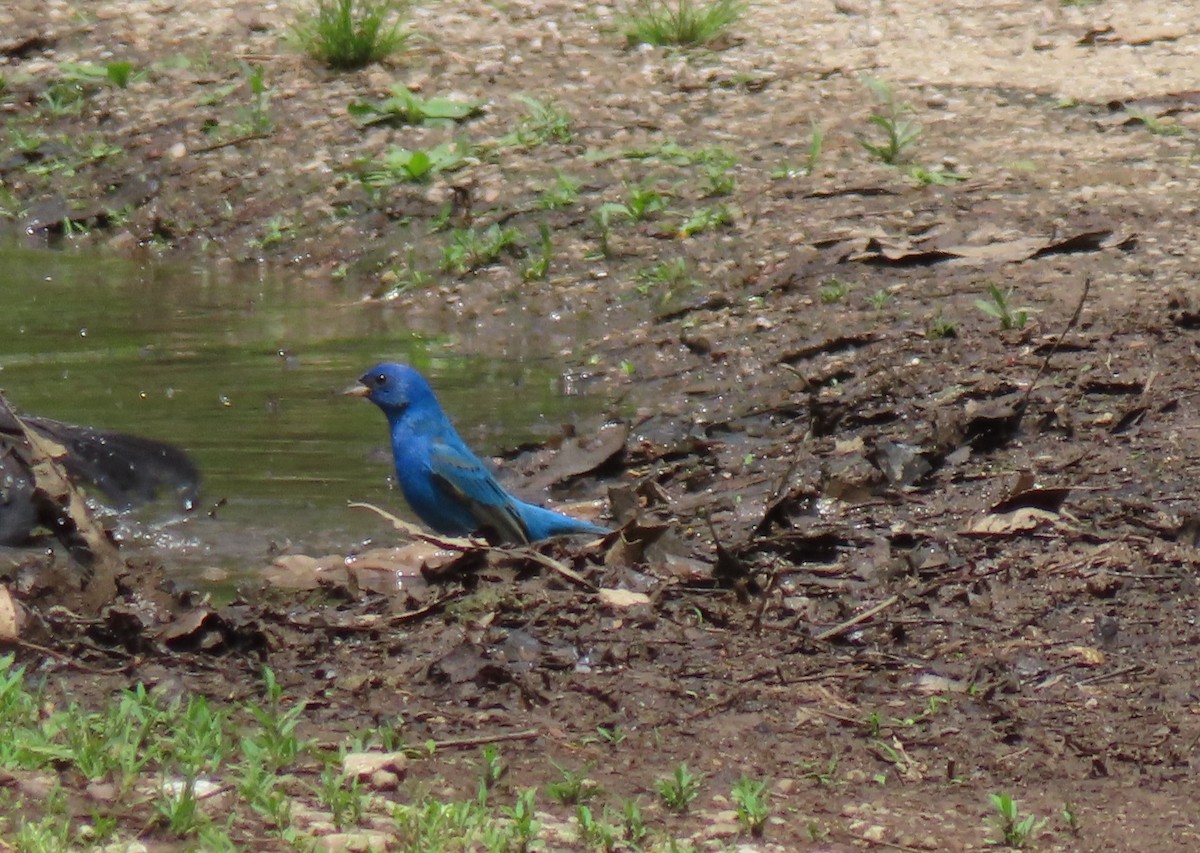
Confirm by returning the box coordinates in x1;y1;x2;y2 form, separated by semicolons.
524;422;629;491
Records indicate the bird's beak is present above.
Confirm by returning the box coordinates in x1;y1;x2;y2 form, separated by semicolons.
343;382;371;398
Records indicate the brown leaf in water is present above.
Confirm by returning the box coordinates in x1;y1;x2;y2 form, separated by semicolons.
0;394;123;613
525;422;628;491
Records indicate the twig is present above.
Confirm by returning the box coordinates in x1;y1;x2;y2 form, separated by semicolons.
389;590;468;623
814;595;900;642
351;501;598;591
750;564;779;631
349;502;484;551
6;638;133;675
1015;276;1091;426
196;782;237;802
192;132;271;154
1074;664;1144;686
427;729;539;750
294;590;468;632
495;547;598;592
685;692;741;721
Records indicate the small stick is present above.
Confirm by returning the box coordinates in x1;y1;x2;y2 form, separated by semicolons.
814;595;900;642
9;638;132;675
495;547;598;592
192;132;272;154
427;729;539;750
1074;663;1143;686
349;502;483;551
1015;276;1091;424
351;501;598;591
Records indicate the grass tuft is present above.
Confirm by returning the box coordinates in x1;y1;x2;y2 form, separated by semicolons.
294;0;411;70
622;0;746;47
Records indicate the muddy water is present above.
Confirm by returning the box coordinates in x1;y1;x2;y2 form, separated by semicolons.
0;245;607;577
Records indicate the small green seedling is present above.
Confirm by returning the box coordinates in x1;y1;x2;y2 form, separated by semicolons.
907;164;967;186
520;223;554;281
927;311;957;339
505;788;541;848
731;776;769;836
592;725;626;746
622;799;647;843
679;203;733;237
1062;801;1080;834
700;148;738;196
772;121;825;179
362;142;470;185
440;223;523;275
620;182;671;222
501;95;573;147
536;171;581;210
478;744;506;797
319;761;365;829
546;762;598;805
656;762;701;813
348;86;484;127
974;282;1034;330
819;278;850;304
867;289;891;309
805;120;825;174
858;77;921;165
988;792;1046;848
575;805;618;850
592;204;624;257
238;63;273;135
636;257;696;299
60;61;138;89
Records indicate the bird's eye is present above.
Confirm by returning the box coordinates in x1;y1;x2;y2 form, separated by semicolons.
375;373;387;386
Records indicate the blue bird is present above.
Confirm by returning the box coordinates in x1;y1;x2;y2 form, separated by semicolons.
347;362;609;544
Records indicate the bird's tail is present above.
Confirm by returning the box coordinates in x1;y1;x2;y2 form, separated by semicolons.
513;500;609;541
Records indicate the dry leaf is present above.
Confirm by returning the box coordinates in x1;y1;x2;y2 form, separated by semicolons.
0;586;24;641
598;588;652;608
1065;645;1105;666
962;507;1059;536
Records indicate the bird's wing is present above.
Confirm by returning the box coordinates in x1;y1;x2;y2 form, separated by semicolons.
427;441;530;544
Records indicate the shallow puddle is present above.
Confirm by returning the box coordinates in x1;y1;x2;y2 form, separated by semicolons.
0;244;608;577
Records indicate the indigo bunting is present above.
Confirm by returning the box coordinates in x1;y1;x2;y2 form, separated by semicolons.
347;362;609;543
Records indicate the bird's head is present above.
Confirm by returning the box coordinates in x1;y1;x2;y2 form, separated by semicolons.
345;362;436;417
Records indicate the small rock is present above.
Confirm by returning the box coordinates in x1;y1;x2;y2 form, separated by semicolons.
833;0;869;14
167;141;186;160
474;60;503;78
313;831;394;853
369;769;400;790
862;824;887;842
342;751;409;782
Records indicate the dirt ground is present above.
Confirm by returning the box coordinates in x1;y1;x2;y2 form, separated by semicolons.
5;0;1200;849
